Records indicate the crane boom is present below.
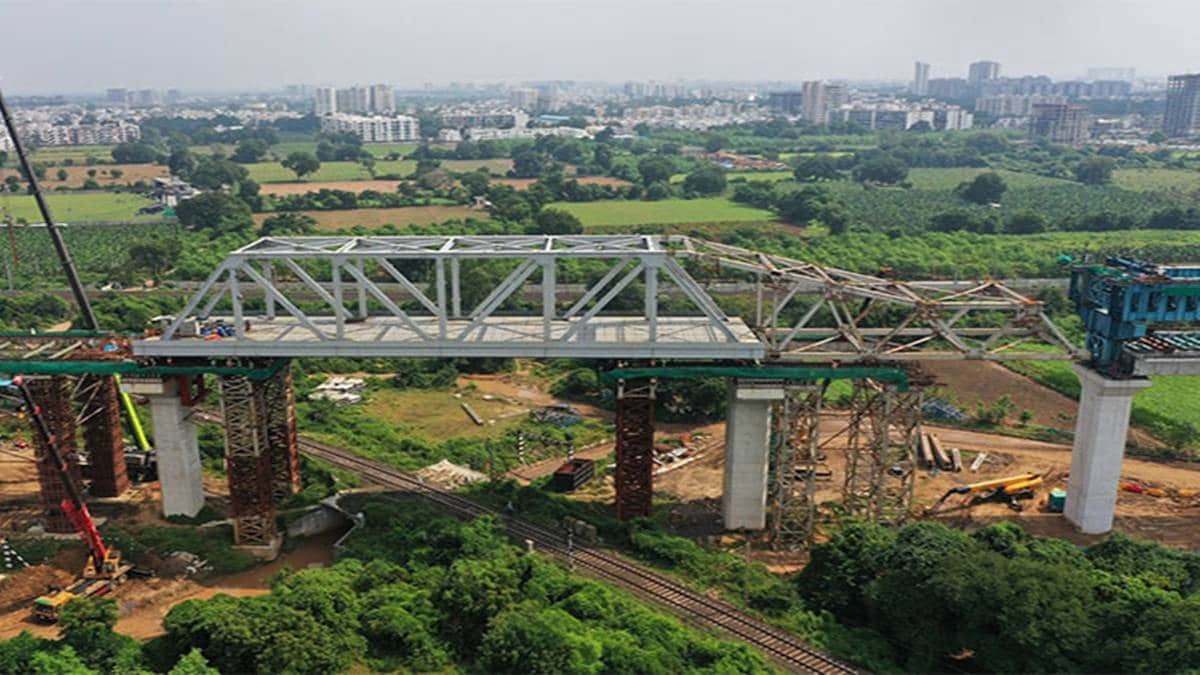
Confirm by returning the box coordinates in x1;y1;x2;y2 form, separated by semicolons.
0;89;98;330
12;375;108;568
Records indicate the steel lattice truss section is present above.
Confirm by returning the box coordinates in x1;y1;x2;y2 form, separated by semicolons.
262;364;301;502
141;235;761;361
669;237;1083;362
838;382;923;526
218;375;277;547
768;384;825;550
27;377;81;533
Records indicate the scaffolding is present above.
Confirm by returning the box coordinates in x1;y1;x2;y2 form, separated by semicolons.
767;383;825;550
767;378;924;549
839;381;923;526
27;377;81;533
614;379;656;520
218;375;277;547
74;375;128;498
262;363;300;502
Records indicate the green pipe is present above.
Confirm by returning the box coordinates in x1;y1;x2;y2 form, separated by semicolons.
0;359;287;380
113;374;151;452
599;365;910;390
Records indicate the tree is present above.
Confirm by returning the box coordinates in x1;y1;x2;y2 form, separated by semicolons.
174;192;254;234
527;208;583;235
851;156;908;185
954;171;1007;204
281;151;320;180
643;181;671;200
1148;130;1167;144
111;142;159;164
55;168;68;182
168;148;198;178
681;165;726;196
774;186;834;225
4;175;20;193
1004;210;1047;234
637;156;675;186
260;212;317;236
189;157;249;190
128;238;183;280
231;138;269;163
109;169;123;179
58;597;139;672
793;156;840;182
1075;156;1115;185
511;146;548;178
704;134;728;153
460;170;490;197
168;648;219;675
479;603;601;675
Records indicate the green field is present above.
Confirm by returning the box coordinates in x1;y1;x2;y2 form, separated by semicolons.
546;197;776;226
1;192;158;223
8;145;117;167
904;167;1070;190
1008;359;1200;449
670;170;793;184
1112;168;1200;192
248;157;513;183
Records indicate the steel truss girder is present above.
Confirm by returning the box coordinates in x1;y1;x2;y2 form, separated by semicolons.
151;235;756;360
668;236;1084;362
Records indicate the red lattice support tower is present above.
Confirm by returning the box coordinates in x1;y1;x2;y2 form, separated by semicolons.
263;363;300;502
218;375;276;546
27;377;81;533
614;380;656;520
77;375;128;498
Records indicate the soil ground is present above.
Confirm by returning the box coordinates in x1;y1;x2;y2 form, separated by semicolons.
259;180;403;196
0;164;167;189
251;205;485;230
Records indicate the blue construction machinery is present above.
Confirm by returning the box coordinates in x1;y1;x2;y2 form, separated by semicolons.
1068;256;1200;370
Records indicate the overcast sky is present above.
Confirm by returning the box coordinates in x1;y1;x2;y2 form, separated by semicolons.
0;0;1196;93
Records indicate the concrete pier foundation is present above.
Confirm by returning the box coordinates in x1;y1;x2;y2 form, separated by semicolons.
125;378;205;518
1065;365;1153;534
722;380;784;530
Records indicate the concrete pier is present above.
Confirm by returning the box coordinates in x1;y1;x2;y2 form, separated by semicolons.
722;380;784;530
123;378;205;518
1065;365;1152;534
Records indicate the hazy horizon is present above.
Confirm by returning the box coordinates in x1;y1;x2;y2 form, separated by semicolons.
0;0;1195;94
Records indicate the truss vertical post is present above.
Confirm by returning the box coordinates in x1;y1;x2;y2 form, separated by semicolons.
614;379;655;520
262;362;301;503
28;377;81;533
262;261;276;320
78;375;128;498
218;375;277;547
645;261;659;342
541;256;555;341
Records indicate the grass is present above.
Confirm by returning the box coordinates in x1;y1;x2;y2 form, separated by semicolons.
1008;358;1200;451
1111;168;1200;192
0;191;159;223
546;197;776;226
362;387;529;441
15;145;117;166
102;523;257;575
903;167;1071;190
253;205;484;230
0;163;167;189
246;158;513;183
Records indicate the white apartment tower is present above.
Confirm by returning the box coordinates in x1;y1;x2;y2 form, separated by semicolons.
315;87;337;116
911;61;930;96
801;81;846;125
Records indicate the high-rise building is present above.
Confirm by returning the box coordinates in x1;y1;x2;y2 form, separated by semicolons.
1030;103;1090;145
105;88;128;105
767;91;804;114
1087;67;1135;82
1164;74;1200;138
911;61;930;95
320;113;420;142
509;87;539;110
928;78;970;100
968;60;1001;84
370;84;394;114
315;87;337;116
801;81;846;125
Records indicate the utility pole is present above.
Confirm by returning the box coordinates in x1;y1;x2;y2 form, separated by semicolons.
0;88;97;329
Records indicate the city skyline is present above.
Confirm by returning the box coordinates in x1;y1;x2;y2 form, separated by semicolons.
0;0;1196;93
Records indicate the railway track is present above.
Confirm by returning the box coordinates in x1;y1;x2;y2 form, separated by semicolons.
194;410;854;673
300;436;855;674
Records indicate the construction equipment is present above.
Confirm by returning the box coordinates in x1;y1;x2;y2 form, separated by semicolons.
927;473;1044;514
12;376;132;623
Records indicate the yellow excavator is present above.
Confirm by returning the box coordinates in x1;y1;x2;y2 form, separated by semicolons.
927;473;1044;514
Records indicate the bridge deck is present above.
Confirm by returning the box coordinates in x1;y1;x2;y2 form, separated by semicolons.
134;315;765;360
